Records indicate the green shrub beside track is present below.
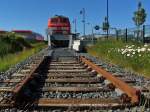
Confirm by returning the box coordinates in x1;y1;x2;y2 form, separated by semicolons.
0;33;46;72
87;39;150;78
0;33;31;57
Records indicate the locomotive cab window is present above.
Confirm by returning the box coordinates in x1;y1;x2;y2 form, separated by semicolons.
61;18;68;23
51;18;58;23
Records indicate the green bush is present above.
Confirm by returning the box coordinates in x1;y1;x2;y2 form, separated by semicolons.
0;42;46;72
0;33;32;57
15;36;32;48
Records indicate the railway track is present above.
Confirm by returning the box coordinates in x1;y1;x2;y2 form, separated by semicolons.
0;48;150;112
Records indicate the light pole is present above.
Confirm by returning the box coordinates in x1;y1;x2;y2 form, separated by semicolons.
106;0;109;39
87;22;94;45
72;19;77;34
107;0;109;21
80;8;86;37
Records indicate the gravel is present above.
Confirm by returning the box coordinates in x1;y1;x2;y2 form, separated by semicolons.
0;49;149;112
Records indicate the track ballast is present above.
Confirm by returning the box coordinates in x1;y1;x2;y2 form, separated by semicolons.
0;48;150;112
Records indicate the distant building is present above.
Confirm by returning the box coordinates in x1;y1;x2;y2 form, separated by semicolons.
0;30;8;36
11;30;44;41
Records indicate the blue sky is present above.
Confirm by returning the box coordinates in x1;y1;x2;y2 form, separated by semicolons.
0;0;150;36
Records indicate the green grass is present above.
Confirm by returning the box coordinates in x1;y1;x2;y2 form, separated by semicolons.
87;38;150;78
0;32;47;72
0;33;31;57
0;42;47;72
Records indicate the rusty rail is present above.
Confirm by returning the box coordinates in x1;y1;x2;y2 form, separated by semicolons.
12;58;45;96
80;56;140;104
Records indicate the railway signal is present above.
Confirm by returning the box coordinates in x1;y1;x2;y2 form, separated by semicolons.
94;25;100;30
102;17;110;32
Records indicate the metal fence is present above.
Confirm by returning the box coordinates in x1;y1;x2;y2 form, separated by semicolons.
145;25;150;42
90;27;117;39
117;25;150;43
91;25;150;43
81;25;150;44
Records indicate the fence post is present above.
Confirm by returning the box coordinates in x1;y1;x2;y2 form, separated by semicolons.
143;25;145;43
125;28;128;42
116;30;118;40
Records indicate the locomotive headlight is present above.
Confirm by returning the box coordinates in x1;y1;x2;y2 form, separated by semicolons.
50;27;57;30
63;31;67;34
61;27;67;30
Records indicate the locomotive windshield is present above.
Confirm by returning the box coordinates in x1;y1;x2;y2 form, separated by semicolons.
51;18;58;23
61;18;68;23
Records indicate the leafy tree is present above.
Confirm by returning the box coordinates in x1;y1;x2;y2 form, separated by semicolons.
133;2;147;40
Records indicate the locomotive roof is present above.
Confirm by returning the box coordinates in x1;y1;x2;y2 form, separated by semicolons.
51;15;68;19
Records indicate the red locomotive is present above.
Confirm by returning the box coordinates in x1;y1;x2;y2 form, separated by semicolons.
48;15;71;35
47;15;71;47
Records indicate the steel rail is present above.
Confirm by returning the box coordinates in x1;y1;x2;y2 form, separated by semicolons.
80;56;140;104
12;57;45;96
